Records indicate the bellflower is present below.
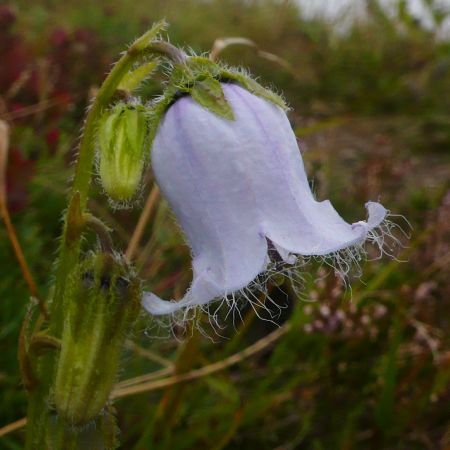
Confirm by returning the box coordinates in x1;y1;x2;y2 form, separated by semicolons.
143;82;389;316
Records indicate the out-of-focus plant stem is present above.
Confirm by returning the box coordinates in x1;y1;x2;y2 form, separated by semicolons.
25;23;186;449
0;120;47;317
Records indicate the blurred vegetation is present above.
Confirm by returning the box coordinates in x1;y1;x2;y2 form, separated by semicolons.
0;0;449;449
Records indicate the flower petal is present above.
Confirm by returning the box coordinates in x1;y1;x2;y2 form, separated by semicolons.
222;84;387;256
143;95;268;314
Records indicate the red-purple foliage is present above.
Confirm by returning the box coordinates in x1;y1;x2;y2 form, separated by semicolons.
0;6;109;212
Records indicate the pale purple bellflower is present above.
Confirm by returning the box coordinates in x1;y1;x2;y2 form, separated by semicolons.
143;83;390;316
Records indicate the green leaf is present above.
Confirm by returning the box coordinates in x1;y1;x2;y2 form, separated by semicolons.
132;19;168;51
118;61;159;92
191;77;235;120
223;70;288;110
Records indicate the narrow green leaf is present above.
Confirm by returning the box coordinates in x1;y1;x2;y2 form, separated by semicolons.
118;61;159;92
223;70;288;110
132;19;167;51
191;77;235;120
239;76;287;110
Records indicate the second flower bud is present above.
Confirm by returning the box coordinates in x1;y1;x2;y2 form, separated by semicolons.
97;104;148;204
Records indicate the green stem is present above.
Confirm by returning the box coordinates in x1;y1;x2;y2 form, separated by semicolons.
25;25;185;450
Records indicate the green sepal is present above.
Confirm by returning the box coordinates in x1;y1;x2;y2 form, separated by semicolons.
169;56;221;88
156;57;287;122
191;76;235;120
221;70;288;110
118;60;159;92
146;56;288;152
54;252;141;425
186;56;222;78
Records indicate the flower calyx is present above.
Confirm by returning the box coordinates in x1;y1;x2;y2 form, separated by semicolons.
148;56;287;139
54;252;141;425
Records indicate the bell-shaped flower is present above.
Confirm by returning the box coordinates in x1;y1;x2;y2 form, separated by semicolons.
143;83;388;316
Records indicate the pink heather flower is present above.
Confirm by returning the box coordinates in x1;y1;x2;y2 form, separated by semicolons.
143;83;389;316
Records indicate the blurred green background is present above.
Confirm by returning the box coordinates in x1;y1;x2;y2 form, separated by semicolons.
0;0;449;449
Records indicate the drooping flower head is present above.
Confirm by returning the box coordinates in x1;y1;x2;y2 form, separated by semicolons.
143;58;392;316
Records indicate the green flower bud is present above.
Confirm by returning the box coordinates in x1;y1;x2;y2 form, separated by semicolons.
98;104;147;203
54;252;141;425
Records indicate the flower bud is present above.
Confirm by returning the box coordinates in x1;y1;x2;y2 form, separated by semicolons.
54;252;141;424
97;104;147;203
